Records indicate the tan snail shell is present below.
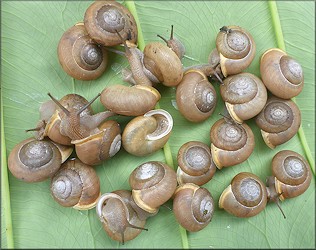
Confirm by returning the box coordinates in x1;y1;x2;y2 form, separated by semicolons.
72;120;121;166
129;161;177;214
100;84;161;116
220;72;267;123
122;109;173;156
8;138;63;182
219;172;268;218
210;118;255;169
176;70;217;122
260;48;304;99
215;25;256;77
177;141;216;186
96;190;148;244
84;1;138;46
143;42;183;87
255;96;301;149
268;150;312;201
173;183;214;232
57;22;108;81
50;158;100;210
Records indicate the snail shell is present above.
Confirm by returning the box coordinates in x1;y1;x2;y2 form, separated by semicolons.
8;138;62;182
176;70;217;122
177;141;216;186
143;42;183;87
57;23;108;80
96;190;147;243
219;172;268;218
50;158;100;210
260;48;304;99
269;150;312;201
129;161;177;214
84;1;137;46
220;72;267;123
210;118;255;169
173;183;214;232
255;96;301;149
100;84;161;116
216;25;256;77
122;109;173;156
73;120;121;166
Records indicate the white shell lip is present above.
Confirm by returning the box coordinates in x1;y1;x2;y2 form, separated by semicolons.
144;109;173;141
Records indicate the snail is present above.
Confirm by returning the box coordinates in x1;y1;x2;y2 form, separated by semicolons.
57;22;108;80
50;158;100;210
157;25;185;59
100;84;161;116
143;41;183;87
72;120;121;166
220;72;268;123
176;70;217;122
173;183;214;232
260;48;304;99
255;96;301;149
210;117;255;169
129;161;177;214
219;172;268;218
122;109;173;156
47;93;115;141
8;138;67;182
96;190;148;244
84;1;137;46
176;141;216;186
210;25;256;78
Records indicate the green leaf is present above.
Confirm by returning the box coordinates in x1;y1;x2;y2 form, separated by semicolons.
1;1;315;248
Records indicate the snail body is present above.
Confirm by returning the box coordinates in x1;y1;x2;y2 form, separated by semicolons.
100;84;161;116
210;118;255;169
173;183;214;232
260;48;304;99
96;190;148;244
255;96;301;149
84;1;137;46
177;141;216;186
73;120;121;166
8;138;63;182
129;161;177;214
219;172;268;218
176;70;217;122
57;23;108;80
220;72;267;123
50;158;100;210
122;109;173;156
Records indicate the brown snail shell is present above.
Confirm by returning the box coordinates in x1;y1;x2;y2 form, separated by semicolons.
255;96;301;149
176;70;217;122
57;22;108;81
220;72;267;123
96;190;148;244
122;109;173;156
268;150;312;201
173;183;214;232
8;138;62;182
177;141;216;186
100;84;161;116
73;120;121;166
84;1;137;46
215;25;256;77
260;48;304;99
219;172;268;218
143;42;183;87
50;158;100;210
210;118;255;169
129;161;177;214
